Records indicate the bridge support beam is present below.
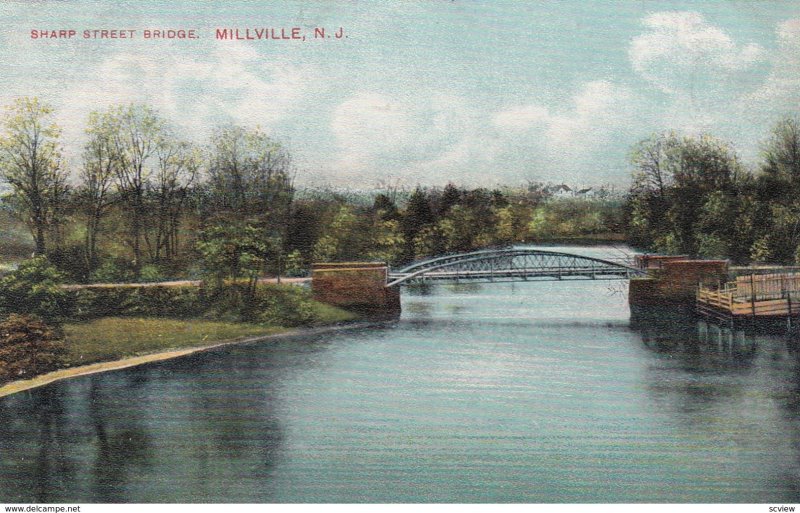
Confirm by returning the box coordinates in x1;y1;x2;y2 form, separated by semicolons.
629;257;728;309
312;262;401;318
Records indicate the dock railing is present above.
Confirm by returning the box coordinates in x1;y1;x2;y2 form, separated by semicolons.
697;272;800;318
697;286;734;311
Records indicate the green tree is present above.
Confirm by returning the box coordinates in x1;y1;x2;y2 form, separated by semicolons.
205;125;294;274
413;224;446;258
79;109;118;269
367;218;404;264
196;222;268;297
626;131;743;257
206;125;294;222
760;116;800;196
283;249;307;277
400;187;434;261
438;204;488;252
694;191;735;258
151;136;200;261
312;205;365;262
0;97;69;256
103;104;166;270
436;182;462;217
753;116;800;263
495;202;533;244
372;193;399;221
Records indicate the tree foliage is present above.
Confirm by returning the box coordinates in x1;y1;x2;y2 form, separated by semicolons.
626;131;745;259
206;125;294;223
0;98;633;286
80;109;119;269
196;221;269;296
0;256;69;323
0;97;69;255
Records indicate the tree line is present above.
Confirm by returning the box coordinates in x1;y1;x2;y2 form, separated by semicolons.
0;97;626;285
305;183;623;268
12;99;798;285
0;98;293;285
625;116;800;265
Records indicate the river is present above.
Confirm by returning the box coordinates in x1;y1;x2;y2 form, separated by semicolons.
1;246;799;503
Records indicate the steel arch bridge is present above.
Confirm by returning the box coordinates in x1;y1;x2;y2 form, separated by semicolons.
386;248;644;287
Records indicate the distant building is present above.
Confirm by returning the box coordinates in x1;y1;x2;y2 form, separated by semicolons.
550;184;573;198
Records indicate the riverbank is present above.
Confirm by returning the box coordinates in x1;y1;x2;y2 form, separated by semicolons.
0;318;390;399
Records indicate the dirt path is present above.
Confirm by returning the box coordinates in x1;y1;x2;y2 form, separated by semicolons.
61;277;311;290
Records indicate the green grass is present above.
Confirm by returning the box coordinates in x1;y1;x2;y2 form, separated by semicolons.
64;317;290;366
309;301;358;324
62;297;357;366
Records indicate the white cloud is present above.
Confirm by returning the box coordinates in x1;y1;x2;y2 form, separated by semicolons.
630;11;764;95
546;80;635;146
3;4;795;189
493;80;638;157
625;11;794;148
748;18;800;110
360;80;639;185
329;92;484;184
331;92;414;172
41;41;316;166
493;104;549;131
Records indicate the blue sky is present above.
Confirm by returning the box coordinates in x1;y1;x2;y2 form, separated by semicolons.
1;1;799;187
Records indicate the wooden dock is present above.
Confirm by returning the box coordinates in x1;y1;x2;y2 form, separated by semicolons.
696;272;800;324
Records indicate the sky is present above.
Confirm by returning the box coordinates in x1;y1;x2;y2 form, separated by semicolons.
0;0;799;188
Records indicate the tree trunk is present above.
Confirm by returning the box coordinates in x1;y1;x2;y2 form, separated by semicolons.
34;224;46;256
132;194;142;272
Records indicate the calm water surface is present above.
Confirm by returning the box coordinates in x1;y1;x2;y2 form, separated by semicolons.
1;247;799;502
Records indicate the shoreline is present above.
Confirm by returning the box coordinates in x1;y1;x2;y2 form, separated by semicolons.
0;320;390;399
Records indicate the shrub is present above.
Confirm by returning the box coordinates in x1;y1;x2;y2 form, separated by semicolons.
197;283;317;326
48;243;90;283
283;249;308;277
138;264;165;283
71;285;201;320
89;258;137;283
251;285;316;327
0;314;65;383
69;281;330;328
71;287;129;319
0;257;70;323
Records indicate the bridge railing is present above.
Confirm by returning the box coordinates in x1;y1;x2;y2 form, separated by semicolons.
386;248;644;287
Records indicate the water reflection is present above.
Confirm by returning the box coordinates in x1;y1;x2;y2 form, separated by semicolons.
629;308;800;499
87;376;154;503
34;387;76;502
404;283;434;296
0;332;345;502
445;283;482;294
631;308;759;366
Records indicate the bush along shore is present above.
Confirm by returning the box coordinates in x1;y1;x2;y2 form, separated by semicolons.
0;258;357;391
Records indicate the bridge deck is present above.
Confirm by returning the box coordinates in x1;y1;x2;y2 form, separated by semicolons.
385;248;643;287
388;266;635;284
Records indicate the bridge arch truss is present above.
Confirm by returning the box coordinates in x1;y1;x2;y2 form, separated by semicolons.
386;248;644;287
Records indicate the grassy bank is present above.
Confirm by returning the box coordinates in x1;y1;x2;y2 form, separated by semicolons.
63;318;286;366
62;300;356;366
0;278;359;394
0;316;372;399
